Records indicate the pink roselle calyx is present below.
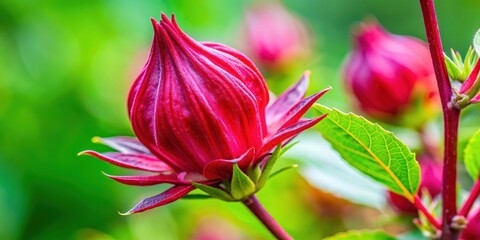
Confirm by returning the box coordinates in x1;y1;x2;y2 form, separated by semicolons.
343;20;439;128
244;2;311;70
81;14;328;214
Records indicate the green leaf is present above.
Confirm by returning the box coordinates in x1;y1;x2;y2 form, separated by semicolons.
464;128;480;180
256;145;282;190
191;182;234;201
314;104;420;201
323;230;397;240
474;29;480;56
230;164;256;200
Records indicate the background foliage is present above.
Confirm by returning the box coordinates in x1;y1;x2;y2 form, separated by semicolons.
1;0;480;239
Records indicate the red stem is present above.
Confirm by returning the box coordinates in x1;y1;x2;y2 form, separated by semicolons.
419;0;461;239
414;196;442;229
419;0;452;106
442;110;461;239
243;195;293;240
459;179;480;217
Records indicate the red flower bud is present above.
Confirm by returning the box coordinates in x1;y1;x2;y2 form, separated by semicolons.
387;158;442;215
244;2;311;69
81;14;328;213
343;21;439;127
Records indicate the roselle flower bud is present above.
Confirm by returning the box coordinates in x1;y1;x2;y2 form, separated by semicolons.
244;2;311;69
387;158;442;215
343;21;439;127
81;14;329;214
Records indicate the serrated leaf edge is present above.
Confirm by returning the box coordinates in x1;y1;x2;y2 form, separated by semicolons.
313;104;418;202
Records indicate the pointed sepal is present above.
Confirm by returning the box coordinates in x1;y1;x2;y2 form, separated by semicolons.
256;145;282;190
191;182;235;202
230;164;256;200
269;164;298;179
181;194;212;200
444;47;477;82
120;185;195;215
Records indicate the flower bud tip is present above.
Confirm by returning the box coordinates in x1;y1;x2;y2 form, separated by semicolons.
161;12;170;23
150;17;158;26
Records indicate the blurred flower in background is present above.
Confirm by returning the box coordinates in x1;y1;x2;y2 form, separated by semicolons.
243;1;312;72
190;216;244;240
343;20;439;128
461;209;480;240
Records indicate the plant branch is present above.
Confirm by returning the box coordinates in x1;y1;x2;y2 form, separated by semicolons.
419;0;461;239
243;195;293;240
459;179;480;217
414;196;442;229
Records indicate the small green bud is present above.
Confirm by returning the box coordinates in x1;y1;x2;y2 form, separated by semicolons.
444;47;478;82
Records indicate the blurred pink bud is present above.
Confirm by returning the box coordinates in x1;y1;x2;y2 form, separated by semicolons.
244;2;311;69
191;216;244;240
387;190;417;214
82;14;328;213
461;209;480;239
343;20;439;126
388;158;442;215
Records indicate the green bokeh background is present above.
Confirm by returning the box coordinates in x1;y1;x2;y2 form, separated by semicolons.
1;0;479;239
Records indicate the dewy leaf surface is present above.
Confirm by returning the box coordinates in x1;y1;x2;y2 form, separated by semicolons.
464;128;480;180
313;104;420;201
